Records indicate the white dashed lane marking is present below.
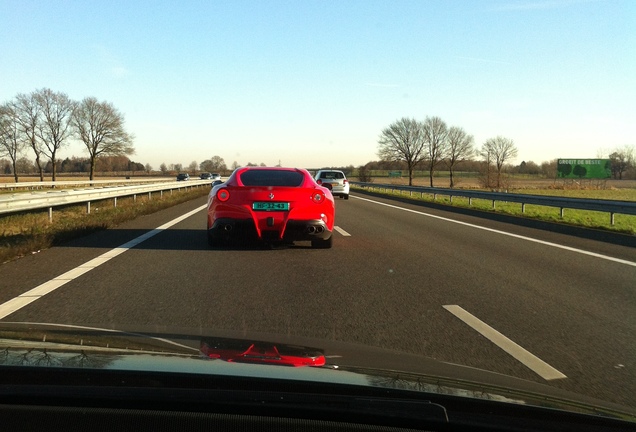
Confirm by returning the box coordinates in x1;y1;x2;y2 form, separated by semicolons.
352;195;636;267
444;305;567;381
334;226;351;237
0;205;207;321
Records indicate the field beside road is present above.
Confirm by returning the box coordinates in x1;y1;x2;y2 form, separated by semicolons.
353;178;636;235
367;175;636;192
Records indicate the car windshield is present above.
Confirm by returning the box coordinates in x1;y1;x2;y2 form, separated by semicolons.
0;0;635;425
239;169;304;187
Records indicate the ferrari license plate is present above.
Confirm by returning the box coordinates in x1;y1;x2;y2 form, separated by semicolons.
252;202;290;211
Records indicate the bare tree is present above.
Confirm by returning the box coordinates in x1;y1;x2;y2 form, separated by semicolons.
0;103;24;182
0;158;10;174
377;117;425;186
446;126;474;188
357;163;373;182
201;155;227;172
231;160;239;170
596;147;610;159
188;160;198;174
481;136;518;189
608;146;634;180
13;93;45;181
213;155;227;171
199;159;212;172
16;157;36;174
34;88;76;181
541;159;558;179
160;162;168;174
422;116;449;187
144;163;152;173
72;97;134;180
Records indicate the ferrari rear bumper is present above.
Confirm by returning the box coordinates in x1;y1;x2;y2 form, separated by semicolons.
284;220;332;241
208;218;332;243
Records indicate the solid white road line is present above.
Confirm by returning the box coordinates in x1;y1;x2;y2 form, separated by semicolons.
0;204;207;321
351;195;636;267
334;226;351;236
443;305;567;381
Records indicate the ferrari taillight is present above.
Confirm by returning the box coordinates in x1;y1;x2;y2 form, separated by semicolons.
316;179;322;185
217;189;230;202
312;192;324;203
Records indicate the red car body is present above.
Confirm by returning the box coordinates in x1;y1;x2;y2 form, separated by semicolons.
200;338;326;367
207;167;335;248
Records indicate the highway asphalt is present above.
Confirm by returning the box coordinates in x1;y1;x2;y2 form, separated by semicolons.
0;191;634;408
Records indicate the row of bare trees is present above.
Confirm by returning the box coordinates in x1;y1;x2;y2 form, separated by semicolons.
0;88;134;182
157;158;277;175
0;155;146;175
377;116;517;188
156;156;231;175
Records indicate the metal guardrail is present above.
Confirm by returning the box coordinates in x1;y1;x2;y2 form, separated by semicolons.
0;180;212;221
0;178;176;190
351;182;636;225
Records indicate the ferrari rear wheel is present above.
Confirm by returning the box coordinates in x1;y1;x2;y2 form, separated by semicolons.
311;235;332;249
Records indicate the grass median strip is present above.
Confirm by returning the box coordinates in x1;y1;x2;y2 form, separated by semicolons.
0;186;210;264
352;186;636;236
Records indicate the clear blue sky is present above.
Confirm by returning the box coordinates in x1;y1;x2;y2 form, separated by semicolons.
1;0;634;170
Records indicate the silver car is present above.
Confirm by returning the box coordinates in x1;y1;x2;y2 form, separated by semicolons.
314;169;349;199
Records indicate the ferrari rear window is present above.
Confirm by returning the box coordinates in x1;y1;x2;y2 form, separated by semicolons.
239;170;304;187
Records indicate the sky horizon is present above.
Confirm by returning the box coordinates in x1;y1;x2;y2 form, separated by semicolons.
1;0;634;171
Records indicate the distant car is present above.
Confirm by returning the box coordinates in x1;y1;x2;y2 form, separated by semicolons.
200;172;212;179
314;169;349;199
207;167;334;248
176;173;190;181
211;173;221;180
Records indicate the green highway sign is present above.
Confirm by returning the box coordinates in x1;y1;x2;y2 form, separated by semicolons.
557;159;611;179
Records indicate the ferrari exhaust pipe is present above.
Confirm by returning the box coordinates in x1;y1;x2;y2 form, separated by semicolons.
305;225;323;235
223;224;233;232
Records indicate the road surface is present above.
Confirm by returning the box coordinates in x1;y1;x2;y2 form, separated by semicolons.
1;191;634;408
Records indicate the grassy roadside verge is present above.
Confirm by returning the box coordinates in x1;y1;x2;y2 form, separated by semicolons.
351;186;636;236
0;186;210;264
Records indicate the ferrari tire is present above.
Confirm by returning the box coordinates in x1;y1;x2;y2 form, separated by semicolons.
311;235;332;249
